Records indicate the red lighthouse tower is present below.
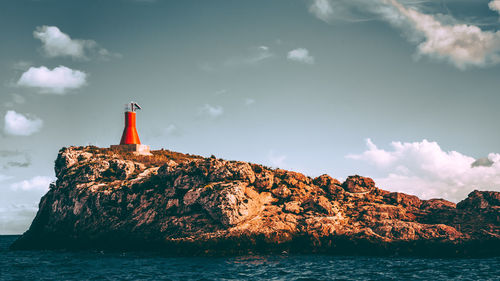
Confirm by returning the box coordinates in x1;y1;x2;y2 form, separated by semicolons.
120;102;141;145
111;101;151;155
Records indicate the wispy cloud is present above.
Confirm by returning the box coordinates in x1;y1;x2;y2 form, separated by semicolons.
347;138;500;202
164;124;182;136
17;65;87;94
33;25;118;60
199;104;224;118
0;149;32;169
309;0;500;69
12;61;32;71
309;0;334;23
4;110;43;136
383;0;500;69
268;150;287;168
10;176;54;192
224;46;273;67
287;48;315;64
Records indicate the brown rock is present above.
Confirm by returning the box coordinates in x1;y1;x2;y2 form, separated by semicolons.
271;184;292;199
342;175;375;193
457;190;500;209
11;145;500;257
283;201;303;214
386;192;422;208
254;170;274;190
303;196;337;216
421;199;456;210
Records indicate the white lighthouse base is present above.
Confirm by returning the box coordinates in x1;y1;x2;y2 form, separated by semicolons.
110;144;152;156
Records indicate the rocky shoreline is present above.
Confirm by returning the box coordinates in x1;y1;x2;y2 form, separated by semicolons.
11;146;500;256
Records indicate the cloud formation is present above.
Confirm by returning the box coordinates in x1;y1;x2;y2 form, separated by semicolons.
490;0;500;14
309;0;500;69
4;110;43;136
17;65;87;94
33;25;115;60
0;150;31;169
309;0;334;23
383;0;500;69
287;48;315;64
10;176;54;192
199;104;224;118
224;46;273;67
164;124;182;137
347;139;500;202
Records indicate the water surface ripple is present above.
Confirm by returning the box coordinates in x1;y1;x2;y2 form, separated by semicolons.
1;236;498;280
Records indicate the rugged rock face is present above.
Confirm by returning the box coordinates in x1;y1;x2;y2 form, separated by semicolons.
11;146;500;256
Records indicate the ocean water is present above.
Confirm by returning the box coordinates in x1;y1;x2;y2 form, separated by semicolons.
1;236;499;280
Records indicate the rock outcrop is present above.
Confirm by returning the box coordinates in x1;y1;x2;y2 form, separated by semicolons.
11;146;500;256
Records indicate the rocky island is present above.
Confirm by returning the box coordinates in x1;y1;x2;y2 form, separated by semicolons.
11;146;500;256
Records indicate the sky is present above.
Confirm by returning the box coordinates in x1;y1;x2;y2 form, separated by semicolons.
1;0;500;234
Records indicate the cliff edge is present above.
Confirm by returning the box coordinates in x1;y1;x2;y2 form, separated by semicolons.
11;146;500;256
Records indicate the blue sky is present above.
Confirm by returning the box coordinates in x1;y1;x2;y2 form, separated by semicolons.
1;0;500;234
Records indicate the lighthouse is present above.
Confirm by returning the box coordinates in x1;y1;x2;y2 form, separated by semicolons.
110;102;151;155
120;102;141;145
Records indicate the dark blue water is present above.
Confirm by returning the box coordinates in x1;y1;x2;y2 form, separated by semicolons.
1;236;499;280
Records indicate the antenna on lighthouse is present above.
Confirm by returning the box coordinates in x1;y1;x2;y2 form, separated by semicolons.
125;101;142;112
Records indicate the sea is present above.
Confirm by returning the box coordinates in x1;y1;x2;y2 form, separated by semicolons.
1;236;499;281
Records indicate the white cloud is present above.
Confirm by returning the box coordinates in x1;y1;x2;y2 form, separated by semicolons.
164;124;182;136
287;48;315;64
490;0;500;14
383;0;500;69
34;26;86;58
199;104;224;118
224;46;273;66
10;176;54;192
309;0;500;69
4;110;43;136
347;139;500;202
309;0;334;23
17;65;87;94
268;150;287;168
33;25;116;60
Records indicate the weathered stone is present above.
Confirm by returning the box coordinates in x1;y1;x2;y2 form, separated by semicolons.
342;175;375;193
284;201;303;214
271;184;292;199
10;146;500;257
